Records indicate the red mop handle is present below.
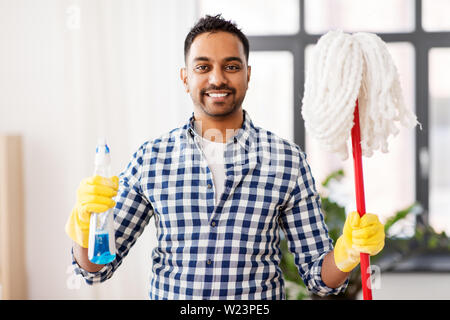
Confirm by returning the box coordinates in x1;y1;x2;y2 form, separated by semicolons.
351;100;373;300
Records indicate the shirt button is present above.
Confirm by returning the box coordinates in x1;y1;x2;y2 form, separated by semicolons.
207;183;212;189
211;221;216;227
207;259;212;265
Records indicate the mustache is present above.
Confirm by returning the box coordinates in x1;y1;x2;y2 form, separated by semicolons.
200;85;236;95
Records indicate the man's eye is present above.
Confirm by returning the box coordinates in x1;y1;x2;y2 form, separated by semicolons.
226;65;241;71
195;65;209;71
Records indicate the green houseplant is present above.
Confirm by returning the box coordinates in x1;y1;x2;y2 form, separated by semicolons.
279;169;438;300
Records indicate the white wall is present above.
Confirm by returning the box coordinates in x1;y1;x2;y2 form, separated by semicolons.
0;0;196;299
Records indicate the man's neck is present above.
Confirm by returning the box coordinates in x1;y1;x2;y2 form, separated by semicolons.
193;108;244;143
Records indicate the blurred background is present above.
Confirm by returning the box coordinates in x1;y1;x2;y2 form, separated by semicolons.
0;0;449;300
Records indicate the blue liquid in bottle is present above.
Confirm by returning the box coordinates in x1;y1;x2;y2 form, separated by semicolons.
90;232;116;265
88;138;117;265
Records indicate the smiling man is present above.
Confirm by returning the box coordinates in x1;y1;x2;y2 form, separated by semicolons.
67;14;385;300
180;21;251;143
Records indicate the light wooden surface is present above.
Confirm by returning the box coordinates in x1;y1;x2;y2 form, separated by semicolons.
0;135;27;299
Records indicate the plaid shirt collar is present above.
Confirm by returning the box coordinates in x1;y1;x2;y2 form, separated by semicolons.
185;109;256;153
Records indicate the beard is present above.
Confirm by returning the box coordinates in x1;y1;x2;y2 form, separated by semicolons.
198;97;241;118
195;84;245;118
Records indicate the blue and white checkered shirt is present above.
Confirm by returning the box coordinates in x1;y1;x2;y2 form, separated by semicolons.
72;110;348;299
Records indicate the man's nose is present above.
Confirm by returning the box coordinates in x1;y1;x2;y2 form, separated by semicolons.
208;67;227;86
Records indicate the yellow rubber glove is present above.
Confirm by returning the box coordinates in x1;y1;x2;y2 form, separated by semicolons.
334;211;385;272
65;175;119;248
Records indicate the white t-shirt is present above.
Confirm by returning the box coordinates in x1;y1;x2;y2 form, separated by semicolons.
198;136;226;205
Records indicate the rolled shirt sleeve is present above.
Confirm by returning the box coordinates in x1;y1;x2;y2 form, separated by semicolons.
279;151;348;296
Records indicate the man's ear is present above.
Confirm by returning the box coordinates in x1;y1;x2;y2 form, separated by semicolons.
180;67;189;93
247;65;251;85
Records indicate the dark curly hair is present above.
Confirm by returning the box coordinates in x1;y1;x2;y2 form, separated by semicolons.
184;14;249;63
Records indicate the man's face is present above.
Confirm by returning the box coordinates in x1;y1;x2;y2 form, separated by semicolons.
181;31;251;118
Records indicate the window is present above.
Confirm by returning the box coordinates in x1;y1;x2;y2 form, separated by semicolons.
194;0;450;243
245;51;294;141
422;0;450;31
305;0;415;34
197;0;299;35
429;48;450;235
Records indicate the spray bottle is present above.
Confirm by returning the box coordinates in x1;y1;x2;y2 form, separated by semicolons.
88;138;117;264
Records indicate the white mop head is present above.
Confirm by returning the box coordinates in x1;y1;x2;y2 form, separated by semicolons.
301;30;419;160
